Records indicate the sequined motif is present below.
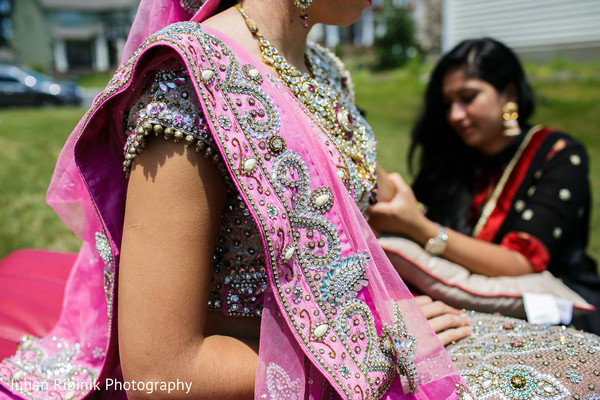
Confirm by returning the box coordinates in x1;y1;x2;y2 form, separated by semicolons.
124;69;218;177
266;363;302;399
448;311;600;398
380;303;419;392
121;22;380;318
125;71;267;316
319;252;369;305
95;232;115;321
210;193;268;316
460;364;568;399
0;335;99;400
119;22;412;398
304;43;378;211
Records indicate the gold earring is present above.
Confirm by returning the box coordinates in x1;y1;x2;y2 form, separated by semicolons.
294;0;312;28
502;101;521;137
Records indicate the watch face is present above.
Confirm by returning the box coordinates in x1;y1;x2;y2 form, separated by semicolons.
426;240;445;255
425;226;448;256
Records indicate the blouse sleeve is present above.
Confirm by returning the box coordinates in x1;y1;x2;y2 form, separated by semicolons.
122;68;224;177
499;137;591;270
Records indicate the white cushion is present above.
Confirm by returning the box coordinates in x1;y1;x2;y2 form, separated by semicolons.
378;235;594;318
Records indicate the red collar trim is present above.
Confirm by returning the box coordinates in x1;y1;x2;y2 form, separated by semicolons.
475;127;553;242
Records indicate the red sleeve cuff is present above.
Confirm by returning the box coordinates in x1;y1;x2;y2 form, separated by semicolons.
500;231;550;273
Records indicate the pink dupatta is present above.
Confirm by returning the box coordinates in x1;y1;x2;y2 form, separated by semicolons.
0;1;471;399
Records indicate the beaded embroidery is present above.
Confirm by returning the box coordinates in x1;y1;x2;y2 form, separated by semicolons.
380;304;419;393
95;232;115;321
121;24;378;317
0;336;99;400
460;364;568;399
123;69;217;177
319;253;369;305
235;5;378;211
305;43;378;212
448;311;600;398
210;193;268;316
455;383;475;400
265;363;302;399
117;21;410;397
124;71;267;316
268;146;407;395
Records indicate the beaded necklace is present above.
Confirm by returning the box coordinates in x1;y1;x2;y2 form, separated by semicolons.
235;4;378;205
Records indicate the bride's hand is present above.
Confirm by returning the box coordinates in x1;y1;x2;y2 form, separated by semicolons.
415;295;472;346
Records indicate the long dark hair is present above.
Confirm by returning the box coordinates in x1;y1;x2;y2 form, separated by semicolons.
216;0;238;13
409;38;535;234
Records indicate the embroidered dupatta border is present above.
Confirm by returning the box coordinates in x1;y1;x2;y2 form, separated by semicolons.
169;24;400;398
475;127;553;243
71;22;397;399
1;21;464;400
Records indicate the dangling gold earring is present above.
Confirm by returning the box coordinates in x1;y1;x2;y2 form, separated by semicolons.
502;101;521;136
294;0;312;28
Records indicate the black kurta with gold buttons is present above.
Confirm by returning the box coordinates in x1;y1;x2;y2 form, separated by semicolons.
472;126;600;334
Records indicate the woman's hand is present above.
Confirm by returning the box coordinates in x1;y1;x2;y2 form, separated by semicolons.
415;296;472;346
373;172;535;276
369;172;427;236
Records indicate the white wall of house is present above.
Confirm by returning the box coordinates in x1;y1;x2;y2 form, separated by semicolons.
442;0;600;61
37;0;139;73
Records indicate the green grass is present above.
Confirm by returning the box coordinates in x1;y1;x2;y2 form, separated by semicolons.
0;107;84;256
76;72;113;89
1;63;600;266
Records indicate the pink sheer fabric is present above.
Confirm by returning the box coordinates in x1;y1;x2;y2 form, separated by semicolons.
120;0;221;64
0;0;470;399
190;21;468;399
120;0;193;64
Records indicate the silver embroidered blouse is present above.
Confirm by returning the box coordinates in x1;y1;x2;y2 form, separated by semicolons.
124;68;267;317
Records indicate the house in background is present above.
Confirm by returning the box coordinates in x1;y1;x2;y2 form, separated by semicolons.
310;0;441;51
11;0;138;74
442;0;600;62
5;0;600;76
313;0;600;63
309;0;442;63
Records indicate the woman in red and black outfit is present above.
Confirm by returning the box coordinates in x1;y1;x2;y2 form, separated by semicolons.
369;38;600;334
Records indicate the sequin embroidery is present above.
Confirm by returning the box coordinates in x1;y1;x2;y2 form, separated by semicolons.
114;22;406;397
448;312;600;398
124;70;267;317
95;232;114;321
123;69;216;176
0;336;99;400
266;363;302;399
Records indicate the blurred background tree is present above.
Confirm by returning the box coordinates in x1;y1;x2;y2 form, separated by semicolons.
373;0;417;70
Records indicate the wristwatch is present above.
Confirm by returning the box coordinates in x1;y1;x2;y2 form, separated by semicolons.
424;224;448;256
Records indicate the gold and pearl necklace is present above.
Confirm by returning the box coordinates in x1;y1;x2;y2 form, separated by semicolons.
235;4;378;205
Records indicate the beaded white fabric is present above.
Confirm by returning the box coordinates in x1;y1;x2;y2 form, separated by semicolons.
448;311;600;399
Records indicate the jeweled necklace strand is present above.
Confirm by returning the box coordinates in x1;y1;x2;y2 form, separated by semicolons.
234;4;377;204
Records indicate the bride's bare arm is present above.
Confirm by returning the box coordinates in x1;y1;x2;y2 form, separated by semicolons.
118;139;258;400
